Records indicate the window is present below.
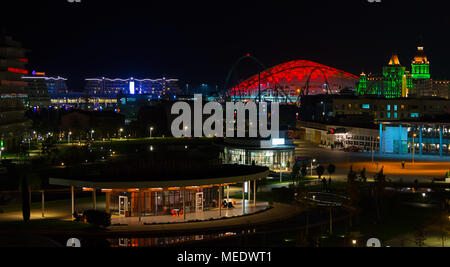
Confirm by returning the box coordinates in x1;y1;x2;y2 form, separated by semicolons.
394;113;398;119
387;105;391;111
411;113;419;118
387;112;391;119
394;105;398;111
362;104;370;109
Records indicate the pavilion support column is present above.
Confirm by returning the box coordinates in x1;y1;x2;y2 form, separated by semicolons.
92;189;96;210
440;125;443;157
71;186;75;219
379;124;383;154
183;188;186;221
219;185;222;218
155;192;158;215
419;125;423;156
138;191;141;223
247;181;251;203
227;185;230;209
41;190;45;218
253;180;256;207
242;183;245;214
105;192;110;214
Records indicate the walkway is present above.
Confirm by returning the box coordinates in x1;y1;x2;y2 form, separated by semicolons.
108;202;304;234
111;200;268;225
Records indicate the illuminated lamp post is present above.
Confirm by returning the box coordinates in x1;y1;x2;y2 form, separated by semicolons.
0;139;4;163
412;133;417;164
150;127;154;138
311;159;316;177
119;128;123;139
372;136;380;163
90;130;95;140
68;132;72;144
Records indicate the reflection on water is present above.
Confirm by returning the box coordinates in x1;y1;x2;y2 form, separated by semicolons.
108;232;238;247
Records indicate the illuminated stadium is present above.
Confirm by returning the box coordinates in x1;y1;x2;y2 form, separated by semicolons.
229;60;359;103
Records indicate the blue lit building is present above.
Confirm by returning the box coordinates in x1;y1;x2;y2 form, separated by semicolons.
85;77;181;99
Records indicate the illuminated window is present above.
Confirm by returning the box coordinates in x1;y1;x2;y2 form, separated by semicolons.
362;104;370;109
387;112;391;119
387;105;391;111
411;113;419;118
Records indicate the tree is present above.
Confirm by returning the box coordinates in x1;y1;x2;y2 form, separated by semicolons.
19;167;42;222
300;162;308;178
21;177;30;222
360;167;367;183
345;166;361;228
316;165;325;179
373;167;390;222
327;164;336;180
291;162;300;186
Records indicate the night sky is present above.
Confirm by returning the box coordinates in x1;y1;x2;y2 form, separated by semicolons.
2;0;449;92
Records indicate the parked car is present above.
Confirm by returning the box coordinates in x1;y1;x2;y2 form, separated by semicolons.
344;146;360;153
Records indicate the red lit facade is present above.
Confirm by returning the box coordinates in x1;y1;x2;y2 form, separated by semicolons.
230;60;359;102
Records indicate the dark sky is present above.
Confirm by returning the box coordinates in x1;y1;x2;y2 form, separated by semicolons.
2;0;449;91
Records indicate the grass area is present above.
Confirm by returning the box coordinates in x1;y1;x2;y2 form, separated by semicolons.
91;137;215;147
357;203;440;241
265;177;318;185
0;196;106;214
0;219;95;231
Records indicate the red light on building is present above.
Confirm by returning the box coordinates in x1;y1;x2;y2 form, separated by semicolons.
8;68;28;75
17;58;28;63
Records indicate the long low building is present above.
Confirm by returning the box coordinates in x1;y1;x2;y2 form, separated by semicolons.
49;164;269;223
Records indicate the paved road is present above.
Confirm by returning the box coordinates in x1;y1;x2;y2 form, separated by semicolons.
295;140;450;182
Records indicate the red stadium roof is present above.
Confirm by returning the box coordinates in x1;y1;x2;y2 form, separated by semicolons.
230;60;359;99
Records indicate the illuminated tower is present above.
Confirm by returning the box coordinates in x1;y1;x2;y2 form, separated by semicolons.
411;45;430;79
411;44;433;97
382;54;405;98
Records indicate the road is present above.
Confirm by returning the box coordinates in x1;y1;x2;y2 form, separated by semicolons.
295;140;450;182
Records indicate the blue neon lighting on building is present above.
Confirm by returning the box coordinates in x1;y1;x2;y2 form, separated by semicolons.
129;81;135;95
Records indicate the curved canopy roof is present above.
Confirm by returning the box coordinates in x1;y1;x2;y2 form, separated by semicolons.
231;60;359;98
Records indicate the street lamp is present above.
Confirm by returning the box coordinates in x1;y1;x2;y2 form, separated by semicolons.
68;132;72;144
372;136;380;163
119;128;123;139
91;130;95;140
311;159;316;177
150;127;154;138
412;133;417;164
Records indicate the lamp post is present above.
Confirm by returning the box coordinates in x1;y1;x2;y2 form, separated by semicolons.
412;133;417;164
90;130;95;140
372;136;380;163
150;127;154;138
311;159;316;177
119;128;123;139
68;132;72;144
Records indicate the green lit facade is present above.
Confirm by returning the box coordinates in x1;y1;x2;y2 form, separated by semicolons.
382;63;406;98
411;64;430;79
356;54;412;99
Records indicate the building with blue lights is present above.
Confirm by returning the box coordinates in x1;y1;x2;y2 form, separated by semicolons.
84;77;181;99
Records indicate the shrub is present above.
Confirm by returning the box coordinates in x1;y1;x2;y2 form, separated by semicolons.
83;210;111;227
